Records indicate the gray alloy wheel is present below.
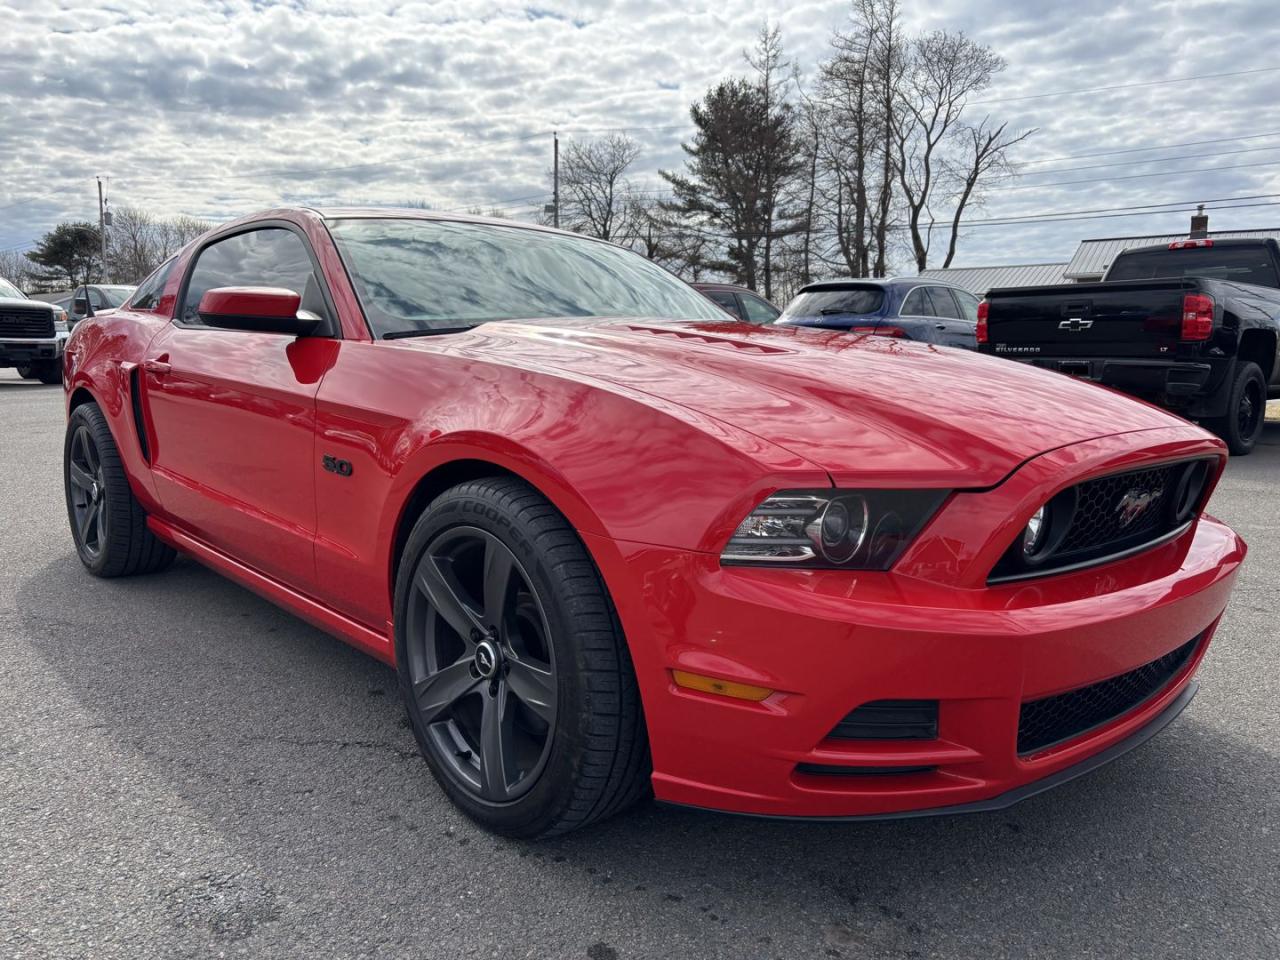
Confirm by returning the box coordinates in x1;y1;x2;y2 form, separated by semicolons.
394;476;651;838
406;526;558;803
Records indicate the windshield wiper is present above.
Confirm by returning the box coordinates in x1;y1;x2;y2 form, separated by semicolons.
820;308;862;315
383;325;476;340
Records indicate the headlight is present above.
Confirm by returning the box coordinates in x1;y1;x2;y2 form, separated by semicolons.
722;489;949;569
1022;504;1048;556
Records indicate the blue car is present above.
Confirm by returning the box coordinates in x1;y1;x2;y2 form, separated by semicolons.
777;278;980;349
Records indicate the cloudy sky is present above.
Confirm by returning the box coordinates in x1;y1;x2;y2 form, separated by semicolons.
2;0;1277;273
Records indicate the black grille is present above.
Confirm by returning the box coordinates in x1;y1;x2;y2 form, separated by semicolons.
1057;463;1179;554
990;459;1211;583
829;700;938;740
0;307;55;338
1017;636;1199;755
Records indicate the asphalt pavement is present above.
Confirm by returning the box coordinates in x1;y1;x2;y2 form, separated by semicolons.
2;368;1278;960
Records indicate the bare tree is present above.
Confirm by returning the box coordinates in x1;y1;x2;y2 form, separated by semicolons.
0;249;36;288
894;30;1018;271
813;0;904;278
940;118;1034;267
558;133;641;241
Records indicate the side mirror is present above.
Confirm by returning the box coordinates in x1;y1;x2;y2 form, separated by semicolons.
197;287;324;336
72;297;89;317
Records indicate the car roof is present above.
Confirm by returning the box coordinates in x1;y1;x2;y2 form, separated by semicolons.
796;277;971;294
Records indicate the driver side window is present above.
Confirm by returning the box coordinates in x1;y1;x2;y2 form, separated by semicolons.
181;228;330;328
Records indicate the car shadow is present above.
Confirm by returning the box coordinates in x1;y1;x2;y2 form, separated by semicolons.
14;548;1278;955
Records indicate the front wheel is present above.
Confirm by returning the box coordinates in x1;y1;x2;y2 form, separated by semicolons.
15;364;33;379
394;477;650;838
1206;361;1266;456
31;359;62;384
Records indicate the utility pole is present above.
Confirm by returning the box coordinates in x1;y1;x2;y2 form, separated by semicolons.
544;131;560;228
96;176;109;281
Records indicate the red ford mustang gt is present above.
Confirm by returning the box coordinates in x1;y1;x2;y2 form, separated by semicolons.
62;208;1246;838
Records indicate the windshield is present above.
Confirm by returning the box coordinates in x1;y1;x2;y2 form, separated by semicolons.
0;277;25;299
781;286;885;319
327;217;725;337
1106;246;1280;287
99;286;135;307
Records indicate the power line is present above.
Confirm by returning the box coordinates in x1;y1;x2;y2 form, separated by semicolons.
997;159;1280;192
971;65;1280;106
1022;144;1280;177
1020;130;1280;165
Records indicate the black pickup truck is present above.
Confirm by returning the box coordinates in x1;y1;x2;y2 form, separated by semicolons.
977;238;1280;454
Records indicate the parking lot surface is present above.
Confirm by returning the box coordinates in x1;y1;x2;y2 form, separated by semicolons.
1;369;1278;960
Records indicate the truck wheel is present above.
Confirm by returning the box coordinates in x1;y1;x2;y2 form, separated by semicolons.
15;365;33;379
394;476;650;838
64;402;177;577
1207;361;1266;456
32;359;62;385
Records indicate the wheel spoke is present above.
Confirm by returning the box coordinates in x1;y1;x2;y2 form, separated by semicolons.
415;556;484;639
68;462;94;492
80;432;99;472
506;658;555;724
481;535;516;629
413;659;480;723
479;681;517;801
79;502;98;542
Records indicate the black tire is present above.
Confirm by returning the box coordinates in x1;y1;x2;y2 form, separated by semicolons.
394;476;650;838
15;364;33;379
64;402;177;577
32;359;62;385
1206;361;1266;456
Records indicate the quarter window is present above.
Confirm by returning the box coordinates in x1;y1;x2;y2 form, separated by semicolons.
926;287;963;320
900;288;935;317
180;228;329;327
706;290;744;320
129;258;177;312
741;293;780;324
953;290;980;322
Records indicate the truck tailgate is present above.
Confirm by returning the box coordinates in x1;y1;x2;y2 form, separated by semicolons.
985;279;1194;358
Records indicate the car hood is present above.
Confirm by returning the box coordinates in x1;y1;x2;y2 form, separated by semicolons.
416;317;1192;487
0;297;54;311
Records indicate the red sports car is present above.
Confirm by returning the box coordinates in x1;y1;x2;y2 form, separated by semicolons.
62;208;1246;838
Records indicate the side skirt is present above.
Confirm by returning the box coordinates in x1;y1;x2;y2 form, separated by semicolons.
147;516;395;665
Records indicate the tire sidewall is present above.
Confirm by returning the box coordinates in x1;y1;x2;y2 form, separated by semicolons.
393;484;602;836
1223;361;1266;455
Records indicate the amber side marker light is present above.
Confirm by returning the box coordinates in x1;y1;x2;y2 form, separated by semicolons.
672;670;774;702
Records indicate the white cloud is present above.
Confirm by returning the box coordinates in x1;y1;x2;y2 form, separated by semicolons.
2;0;1278;272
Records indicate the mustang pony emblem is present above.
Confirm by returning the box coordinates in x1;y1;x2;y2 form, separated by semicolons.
1117;487;1163;528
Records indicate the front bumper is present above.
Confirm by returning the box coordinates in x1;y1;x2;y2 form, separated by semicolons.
0;335;66;366
587;428;1245;819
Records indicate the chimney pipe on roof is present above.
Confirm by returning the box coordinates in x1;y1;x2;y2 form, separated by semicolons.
1190;204;1209;239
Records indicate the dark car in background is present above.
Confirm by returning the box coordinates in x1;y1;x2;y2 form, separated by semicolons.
977;238;1280;456
778;278;980;349
692;282;781;324
69;284;136;324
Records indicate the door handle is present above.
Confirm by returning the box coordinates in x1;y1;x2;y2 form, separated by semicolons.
143;356;171;376
935;323;947;330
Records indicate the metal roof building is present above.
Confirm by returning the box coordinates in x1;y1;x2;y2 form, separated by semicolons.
916;262;1067;296
1064;227;1280;281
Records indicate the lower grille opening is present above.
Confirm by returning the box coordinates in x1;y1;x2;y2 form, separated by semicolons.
796;763;935;777
829;700;939;740
1017;636;1200;755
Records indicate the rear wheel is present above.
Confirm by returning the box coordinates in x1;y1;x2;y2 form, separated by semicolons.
15;364;33;379
64;402;177;577
394;476;650;838
1206;361;1266;456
